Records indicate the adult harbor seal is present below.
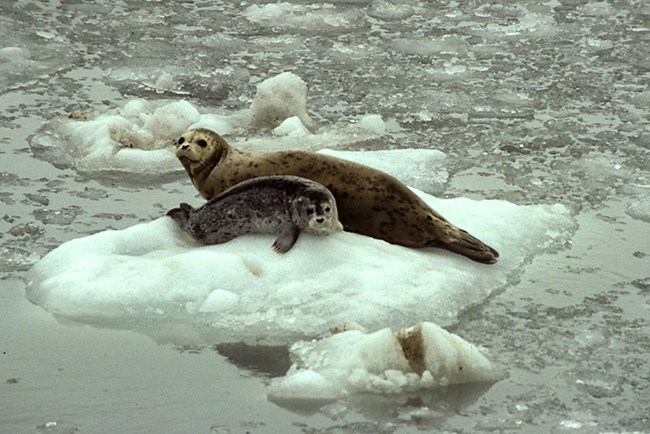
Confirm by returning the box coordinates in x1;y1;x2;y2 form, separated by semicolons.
175;128;499;263
167;175;343;253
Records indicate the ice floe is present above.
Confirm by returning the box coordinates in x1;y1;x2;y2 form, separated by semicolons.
268;322;506;402
26;168;573;346
30;72;393;180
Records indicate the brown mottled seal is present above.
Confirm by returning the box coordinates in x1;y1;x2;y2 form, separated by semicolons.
175;128;499;263
167;175;342;253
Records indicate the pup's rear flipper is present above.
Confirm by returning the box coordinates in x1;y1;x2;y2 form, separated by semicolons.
166;203;193;228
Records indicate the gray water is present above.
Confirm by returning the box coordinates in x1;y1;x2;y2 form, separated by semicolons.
1;1;649;433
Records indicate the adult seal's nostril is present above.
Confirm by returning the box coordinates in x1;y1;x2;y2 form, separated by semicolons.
316;218;324;223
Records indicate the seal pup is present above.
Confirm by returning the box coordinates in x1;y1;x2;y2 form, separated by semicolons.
175;128;499;263
167;175;343;253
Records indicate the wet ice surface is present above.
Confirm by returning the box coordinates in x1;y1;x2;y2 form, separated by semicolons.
2;0;650;433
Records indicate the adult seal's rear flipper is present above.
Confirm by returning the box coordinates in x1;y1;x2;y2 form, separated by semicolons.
272;224;300;254
429;220;499;264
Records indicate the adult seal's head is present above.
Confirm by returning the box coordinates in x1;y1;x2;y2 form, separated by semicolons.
175;128;499;264
176;128;233;192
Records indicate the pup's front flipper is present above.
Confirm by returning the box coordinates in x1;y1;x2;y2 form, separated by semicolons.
272;224;300;254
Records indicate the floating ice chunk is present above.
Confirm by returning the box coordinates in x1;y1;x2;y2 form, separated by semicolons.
30;99;204;179
249;72;315;130
357;114;386;135
141;100;201;139
199;289;240;313
585;38;614;51
189;113;236;137
330;321;368;334
31;76;399;179
268;322;505;401
58;113;181;176
485;12;557;38
625;196;650;223
35;420;80;433
268;370;340;402
111;148;178;175
320;148;448;191
367;1;414;20
235;120;392;153
0;246;41;272
0;46;31;61
26;169;573;345
580;1;616;17
392;36;469;56
153;71;174;91
273;116;310;137
244;3;366;35
120;98;152;119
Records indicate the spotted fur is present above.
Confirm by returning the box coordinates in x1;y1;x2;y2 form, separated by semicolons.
175;128;499;263
167;175;342;254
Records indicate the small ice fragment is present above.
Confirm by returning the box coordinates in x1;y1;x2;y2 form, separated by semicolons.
357;114;386;135
250;72;315;130
272;116;310;137
199;289;240;312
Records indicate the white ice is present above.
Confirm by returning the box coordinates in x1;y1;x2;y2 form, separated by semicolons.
33;72;394;175
249;72;315;130
268;322;505;401
244;3;366;35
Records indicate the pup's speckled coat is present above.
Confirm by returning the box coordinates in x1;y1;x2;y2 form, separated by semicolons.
167;175;342;253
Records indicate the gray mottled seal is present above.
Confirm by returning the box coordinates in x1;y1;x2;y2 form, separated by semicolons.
175;128;499;263
167;175;343;253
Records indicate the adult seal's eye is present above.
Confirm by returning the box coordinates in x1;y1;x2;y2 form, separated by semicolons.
324;207;331;212
197;139;208;148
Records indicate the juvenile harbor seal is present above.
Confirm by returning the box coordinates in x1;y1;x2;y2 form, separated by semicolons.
175;128;499;263
167;175;343;253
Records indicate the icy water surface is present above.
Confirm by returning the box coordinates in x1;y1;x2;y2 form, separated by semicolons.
1;1;649;433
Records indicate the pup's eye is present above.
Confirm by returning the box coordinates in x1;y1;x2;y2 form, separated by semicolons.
197;139;207;148
178;137;185;145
